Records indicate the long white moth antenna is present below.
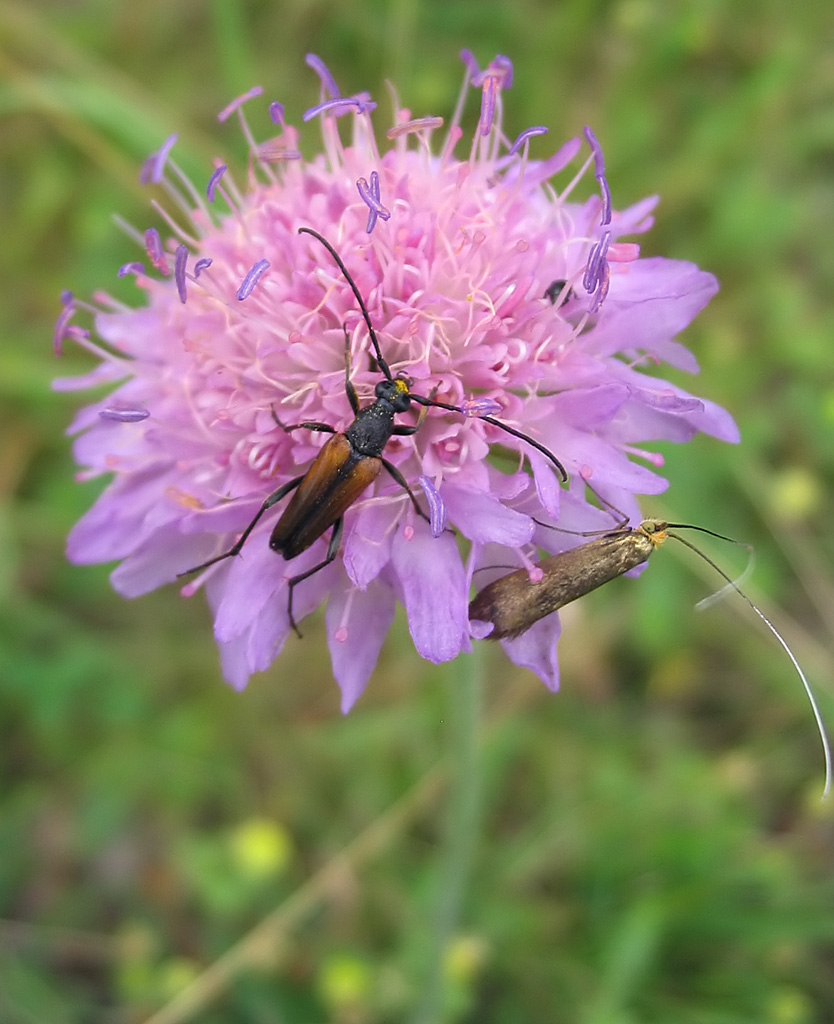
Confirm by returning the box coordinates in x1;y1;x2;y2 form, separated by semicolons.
695;545;756;611
668;529;831;800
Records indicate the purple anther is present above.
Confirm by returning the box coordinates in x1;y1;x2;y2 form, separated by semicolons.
269;101;285;126
459;49;480;81
174;244;188;304
492;55;514;89
598;176;612;226
596;229;611;266
217;86;264;123
479;74;498;136
138;155;154;186
474;55;514;136
418;476;448;538
582;241;601;292
118;262;146;278
303;97;356;121
206;165;227;203
60;290;73;306
148;134;178;185
352;93;377;116
583;126;612;226
508;126;548;156
386;116;444;140
53;300;76;355
473;54;513;88
589;263;610;313
194;258;213;278
357;171;390;234
99;406;150;423
303;95;377;122
583;126;605;177
237;259;270;301
583;231;610;293
144;228;170;275
305;54;340;98
461;397;503;418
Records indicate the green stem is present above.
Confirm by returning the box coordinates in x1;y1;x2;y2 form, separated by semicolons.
412;644;484;1024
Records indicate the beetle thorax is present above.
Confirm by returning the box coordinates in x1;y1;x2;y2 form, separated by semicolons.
345;396;399;457
374;377;412;413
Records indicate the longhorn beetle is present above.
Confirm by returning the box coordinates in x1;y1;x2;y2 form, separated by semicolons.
179;227;568;635
469;518;832;796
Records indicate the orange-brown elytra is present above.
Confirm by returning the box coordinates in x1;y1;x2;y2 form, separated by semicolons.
178;327;429;636
179;226;568;635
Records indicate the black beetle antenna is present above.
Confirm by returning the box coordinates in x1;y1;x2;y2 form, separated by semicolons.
298;227;568;482
298;227;393;381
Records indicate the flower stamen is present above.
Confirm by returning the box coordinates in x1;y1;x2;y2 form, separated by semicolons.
53;296;76;355
206;165;227;203
386;116;444;140
472;55;513;138
217;86;265;124
356;171;390;234
99;406;150;422
303;95;377;122
418;476;448;537
508;126;548;157
144;228;170;275
150;199;200;249
305;53;340;99
118;262;145;278
583;126;612;226
236;259;271;301
174;244;189;303
140;133;179;186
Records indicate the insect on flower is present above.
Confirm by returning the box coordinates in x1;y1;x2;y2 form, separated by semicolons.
469;519;832;796
469;517;668;639
178;227;568;635
56;51;741;707
543;279;575;305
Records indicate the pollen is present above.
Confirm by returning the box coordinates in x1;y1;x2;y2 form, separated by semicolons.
166;487;205;511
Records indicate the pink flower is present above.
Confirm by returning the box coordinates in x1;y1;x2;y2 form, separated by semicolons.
56;52;738;709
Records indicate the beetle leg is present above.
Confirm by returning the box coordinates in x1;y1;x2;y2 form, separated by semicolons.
177;475;305;577
343;325;361;415
387;386;435;519
379;458;429;523
280;421;336;434
270;329;357;433
271;407;336;436
391;385;435;437
286;516;345;637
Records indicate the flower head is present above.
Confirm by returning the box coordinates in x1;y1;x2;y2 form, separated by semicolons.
56;52;738;709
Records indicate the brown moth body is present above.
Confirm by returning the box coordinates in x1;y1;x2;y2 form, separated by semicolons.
469;519;669;640
468;517;833;799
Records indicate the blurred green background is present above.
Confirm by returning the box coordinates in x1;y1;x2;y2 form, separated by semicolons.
2;1;833;1021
